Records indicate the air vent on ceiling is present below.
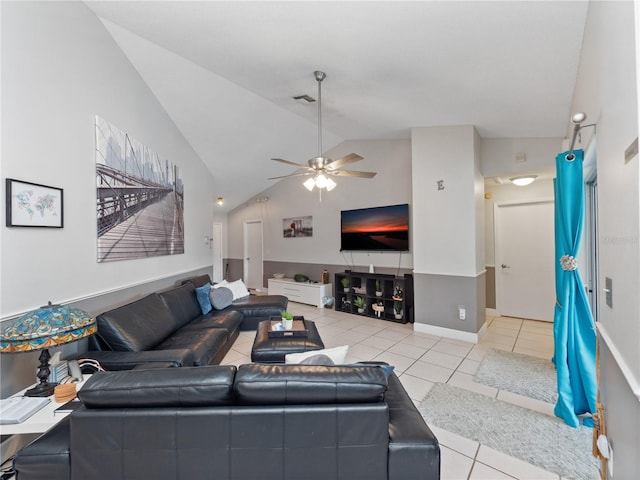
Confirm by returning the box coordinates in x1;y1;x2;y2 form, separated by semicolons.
293;94;316;103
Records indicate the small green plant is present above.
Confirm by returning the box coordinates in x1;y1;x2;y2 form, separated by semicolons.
394;302;403;314
340;277;350;288
375;279;382;292
354;296;365;309
281;311;294;320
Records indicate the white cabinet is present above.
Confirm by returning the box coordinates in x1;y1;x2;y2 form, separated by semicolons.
268;278;332;308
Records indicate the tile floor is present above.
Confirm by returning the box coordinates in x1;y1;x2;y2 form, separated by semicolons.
221;302;583;480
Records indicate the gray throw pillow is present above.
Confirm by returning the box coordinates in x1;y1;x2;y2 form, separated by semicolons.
209;286;233;310
298;354;335;366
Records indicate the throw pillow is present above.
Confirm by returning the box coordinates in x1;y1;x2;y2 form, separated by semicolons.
226;279;251;300
285;345;349;365
298;354;335;366
210;286;233;310
195;284;212;315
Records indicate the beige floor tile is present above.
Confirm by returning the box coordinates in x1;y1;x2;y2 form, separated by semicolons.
486;325;520;338
399;334;440;350
440;445;475;480
420;350;464;370
360;335;397;351
469;461;517;479
398;373;434;402
476;446;559;480
491;317;523;330
404;360;454;383
372;351;417;373
431;340;473;358
347;343;384;361
387;342;429;360
496;391;556;417
482;332;517;347
429;426;479;458
447;371;498;398
375;328;412;342
457;358;481;375
512;346;553;359
466;347;489;362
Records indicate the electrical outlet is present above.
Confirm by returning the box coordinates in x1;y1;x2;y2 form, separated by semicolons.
458;306;466;321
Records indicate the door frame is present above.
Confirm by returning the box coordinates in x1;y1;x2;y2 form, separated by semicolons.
494;197;555;320
243;219;263;289
212;222;223;283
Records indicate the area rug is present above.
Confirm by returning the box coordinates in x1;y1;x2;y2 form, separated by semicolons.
420;383;599;480
475;349;558;404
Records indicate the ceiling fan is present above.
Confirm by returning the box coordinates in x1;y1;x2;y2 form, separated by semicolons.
269;71;376;191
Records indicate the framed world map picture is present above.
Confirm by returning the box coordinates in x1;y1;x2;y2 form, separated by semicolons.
5;178;64;228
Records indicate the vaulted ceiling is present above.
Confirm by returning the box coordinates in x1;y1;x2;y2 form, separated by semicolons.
85;1;588;210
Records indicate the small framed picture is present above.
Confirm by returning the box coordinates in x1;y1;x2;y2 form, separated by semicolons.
5;178;64;228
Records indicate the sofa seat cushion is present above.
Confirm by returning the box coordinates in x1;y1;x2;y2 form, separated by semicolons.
78;366;237;408
234;364;388;405
158;283;204;329
186;310;243;335
95;293;179;352
155;327;228;366
229;295;288;315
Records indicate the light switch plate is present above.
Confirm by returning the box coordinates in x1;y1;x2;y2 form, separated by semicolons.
605;277;613;308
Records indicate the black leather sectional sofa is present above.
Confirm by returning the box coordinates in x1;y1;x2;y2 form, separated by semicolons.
14;363;440;480
76;275;288;370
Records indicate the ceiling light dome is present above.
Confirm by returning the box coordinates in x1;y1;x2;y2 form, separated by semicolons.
509;175;538;186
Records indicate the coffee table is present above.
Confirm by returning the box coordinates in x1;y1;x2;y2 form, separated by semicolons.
251;317;324;363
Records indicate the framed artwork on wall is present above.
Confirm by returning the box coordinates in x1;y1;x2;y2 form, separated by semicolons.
5;178;64;228
283;216;313;238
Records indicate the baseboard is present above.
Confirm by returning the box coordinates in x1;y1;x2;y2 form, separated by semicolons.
486;308;498;317
413;322;480;344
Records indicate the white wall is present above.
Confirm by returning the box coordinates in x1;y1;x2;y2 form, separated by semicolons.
226;139;413;271
411;126;484;276
0;2;216;318
570;1;640;477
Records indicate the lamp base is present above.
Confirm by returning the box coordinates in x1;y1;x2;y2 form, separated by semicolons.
24;381;56;397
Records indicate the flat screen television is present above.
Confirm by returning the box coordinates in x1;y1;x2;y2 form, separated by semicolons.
340;203;409;252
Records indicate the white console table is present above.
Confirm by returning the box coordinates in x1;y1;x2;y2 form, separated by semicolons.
1;376;90;436
268;278;332;308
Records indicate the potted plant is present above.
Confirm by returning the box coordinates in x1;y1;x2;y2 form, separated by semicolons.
375;279;383;297
393;302;403;320
354;296;366;314
281;311;294;330
340;276;350;293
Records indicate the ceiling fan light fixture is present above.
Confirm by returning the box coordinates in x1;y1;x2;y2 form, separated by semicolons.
303;177;316;191
315;173;329;189
509;175;537;186
325;177;337;191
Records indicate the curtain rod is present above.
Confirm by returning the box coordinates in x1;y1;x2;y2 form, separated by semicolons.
566;112;596;161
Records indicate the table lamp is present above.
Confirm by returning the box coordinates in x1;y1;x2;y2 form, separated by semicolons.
0;302;96;397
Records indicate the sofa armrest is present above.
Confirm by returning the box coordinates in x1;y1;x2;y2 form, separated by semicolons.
385;373;440;480
13;416;70;480
69;349;192;370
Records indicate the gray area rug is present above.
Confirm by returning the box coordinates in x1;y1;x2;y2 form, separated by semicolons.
475;349;558;404
420;383;599;480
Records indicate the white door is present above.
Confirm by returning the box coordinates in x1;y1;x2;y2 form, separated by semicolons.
212;223;223;283
495;200;555;322
243;220;263;289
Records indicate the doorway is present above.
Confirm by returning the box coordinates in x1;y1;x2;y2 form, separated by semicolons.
243;220;263;289
495;199;555;321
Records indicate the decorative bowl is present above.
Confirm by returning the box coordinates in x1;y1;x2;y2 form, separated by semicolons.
293;274;309;282
273;273;286;279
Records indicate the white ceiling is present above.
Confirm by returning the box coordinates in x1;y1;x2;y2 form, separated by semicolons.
85;1;588;211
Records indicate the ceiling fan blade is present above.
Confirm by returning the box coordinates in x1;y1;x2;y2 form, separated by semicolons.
271;158;310;169
325;153;364;171
330;169;377;178
268;172;314;180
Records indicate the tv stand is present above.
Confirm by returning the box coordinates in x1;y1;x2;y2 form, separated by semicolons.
334;272;413;324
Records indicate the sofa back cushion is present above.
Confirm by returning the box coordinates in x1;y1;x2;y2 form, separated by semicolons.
182;274;212;289
234;364;387;405
79;365;236;408
95;293;179;352
158;283;203;328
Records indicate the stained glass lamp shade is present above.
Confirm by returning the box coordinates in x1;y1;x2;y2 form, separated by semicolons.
0;303;96;397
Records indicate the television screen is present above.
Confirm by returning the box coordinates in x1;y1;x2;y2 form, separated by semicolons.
340;204;409;251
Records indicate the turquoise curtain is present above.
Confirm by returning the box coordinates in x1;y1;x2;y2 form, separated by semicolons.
553;149;597;428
